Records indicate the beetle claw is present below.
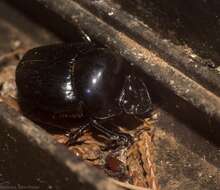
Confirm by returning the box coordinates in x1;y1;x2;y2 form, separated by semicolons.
91;119;134;150
104;133;133;151
65;123;90;146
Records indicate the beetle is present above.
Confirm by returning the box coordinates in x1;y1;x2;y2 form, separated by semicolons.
16;43;152;149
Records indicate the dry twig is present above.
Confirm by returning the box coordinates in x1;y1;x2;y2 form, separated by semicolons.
110;178;152;190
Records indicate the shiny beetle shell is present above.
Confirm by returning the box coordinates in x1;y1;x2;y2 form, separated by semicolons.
16;43;152;147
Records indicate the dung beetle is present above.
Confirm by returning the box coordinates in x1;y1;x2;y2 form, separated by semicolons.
16;43;152;149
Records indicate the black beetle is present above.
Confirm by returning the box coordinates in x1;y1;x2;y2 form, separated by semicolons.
16;43;152;149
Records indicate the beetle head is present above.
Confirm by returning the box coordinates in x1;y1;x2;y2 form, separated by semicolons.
119;75;152;116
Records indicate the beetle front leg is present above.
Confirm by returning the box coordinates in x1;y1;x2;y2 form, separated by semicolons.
65;123;90;146
91;120;133;150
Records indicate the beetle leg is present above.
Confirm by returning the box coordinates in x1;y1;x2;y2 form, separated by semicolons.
65;123;90;146
91;120;133;150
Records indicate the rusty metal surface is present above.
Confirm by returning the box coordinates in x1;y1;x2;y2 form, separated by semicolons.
76;0;220;97
1;0;220;190
115;0;220;67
